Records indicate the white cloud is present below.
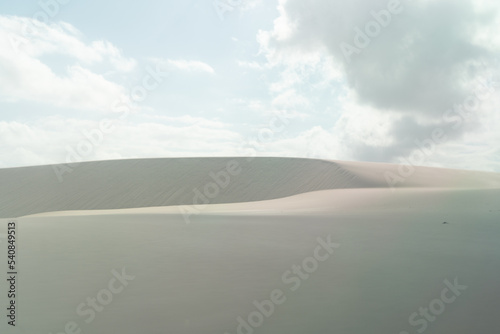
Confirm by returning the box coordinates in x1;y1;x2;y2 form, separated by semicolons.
271;89;310;111
140;114;230;129
90;40;137;72
0;15;134;111
262;0;500;114
257;0;500;170
236;60;265;70
156;59;215;74
0;116;243;168
0;57;128;111
240;0;264;12
2;16;136;70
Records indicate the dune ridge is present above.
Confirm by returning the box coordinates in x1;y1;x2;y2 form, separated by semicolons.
1;158;500;334
1;157;499;218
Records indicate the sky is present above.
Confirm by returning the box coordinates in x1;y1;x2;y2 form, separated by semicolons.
0;0;499;171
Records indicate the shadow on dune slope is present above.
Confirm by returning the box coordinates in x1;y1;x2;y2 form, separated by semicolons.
1;157;499;218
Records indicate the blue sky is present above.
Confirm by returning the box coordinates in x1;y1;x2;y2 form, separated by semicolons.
0;0;499;171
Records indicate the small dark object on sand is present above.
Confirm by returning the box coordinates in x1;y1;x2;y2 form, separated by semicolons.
443;222;448;224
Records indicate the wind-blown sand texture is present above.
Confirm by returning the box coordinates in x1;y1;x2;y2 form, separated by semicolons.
1;157;499;334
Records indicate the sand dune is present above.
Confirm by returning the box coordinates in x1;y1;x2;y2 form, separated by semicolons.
1;157;500;218
1;158;499;334
23;187;500;219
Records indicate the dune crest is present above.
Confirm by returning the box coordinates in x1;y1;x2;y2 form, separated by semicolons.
1;157;499;218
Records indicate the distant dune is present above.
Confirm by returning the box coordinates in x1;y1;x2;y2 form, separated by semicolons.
1;157;500;218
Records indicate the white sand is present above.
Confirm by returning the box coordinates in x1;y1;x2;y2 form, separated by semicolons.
1;158;499;333
2;157;499;218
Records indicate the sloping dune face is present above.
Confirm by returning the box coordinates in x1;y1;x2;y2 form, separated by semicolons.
1;158;358;218
1;157;500;218
1;158;500;334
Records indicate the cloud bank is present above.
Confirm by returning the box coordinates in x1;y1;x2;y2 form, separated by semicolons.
259;0;500;164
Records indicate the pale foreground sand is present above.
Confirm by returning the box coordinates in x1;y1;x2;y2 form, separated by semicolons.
0;158;499;334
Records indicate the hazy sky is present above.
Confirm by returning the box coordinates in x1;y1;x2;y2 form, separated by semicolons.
0;0;499;170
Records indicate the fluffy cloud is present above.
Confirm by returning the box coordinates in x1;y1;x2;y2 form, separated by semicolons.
0;115;243;168
155;59;215;74
2;16;136;70
258;0;500;168
0;16;134;111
